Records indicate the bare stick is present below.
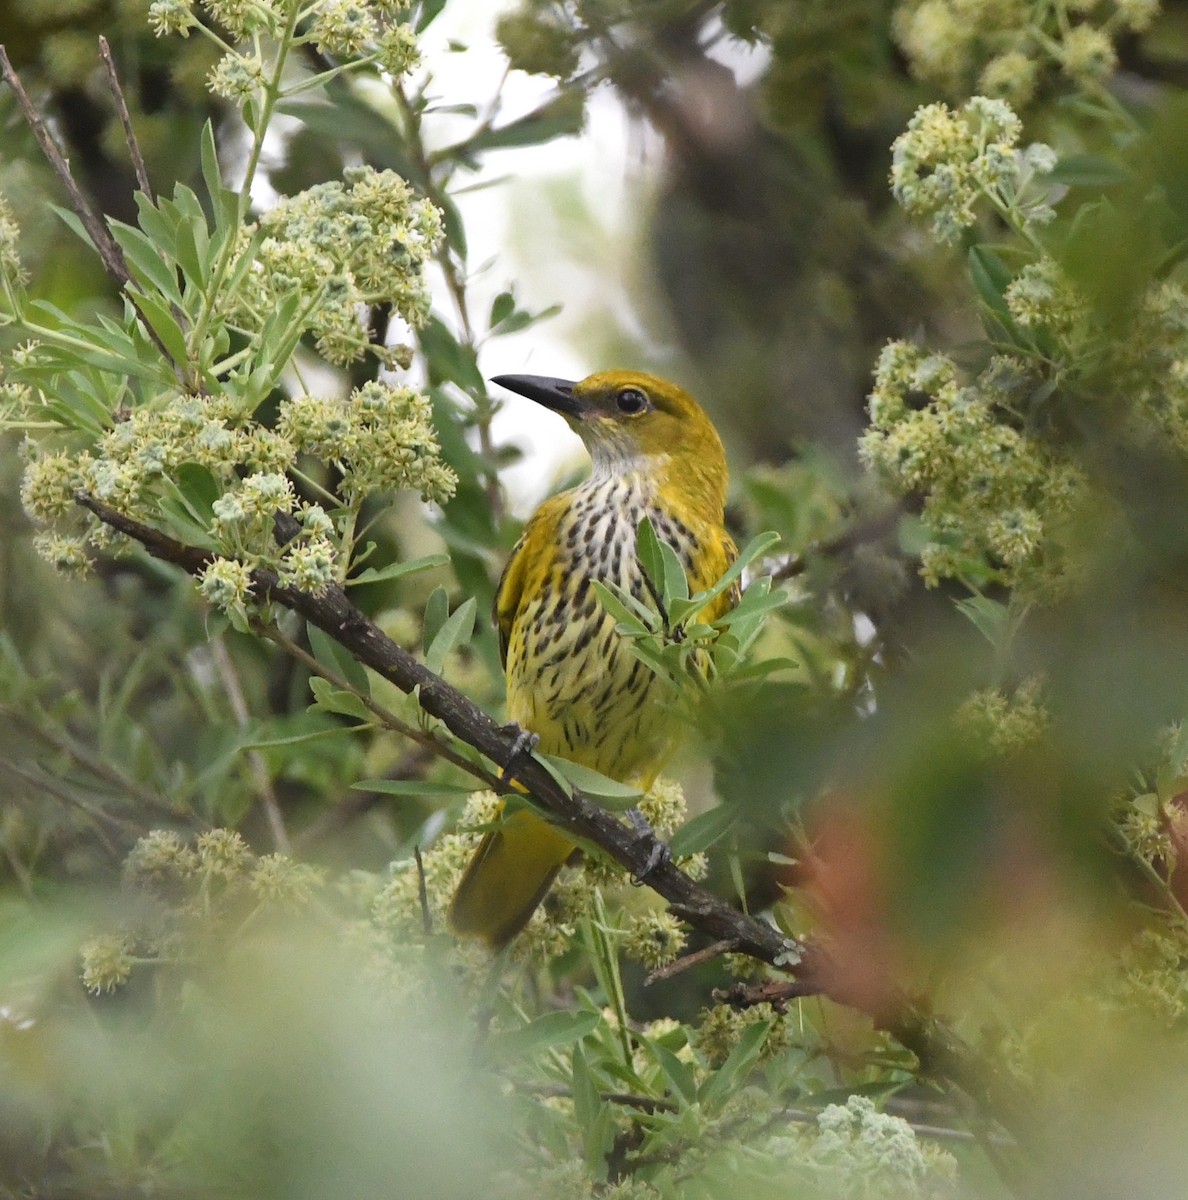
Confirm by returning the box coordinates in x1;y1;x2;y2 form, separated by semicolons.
644;937;737;986
415;846;432;936
209;633;290;854
98;36;152;198
0;45;132;289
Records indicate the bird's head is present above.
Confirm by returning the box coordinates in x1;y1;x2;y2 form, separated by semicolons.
491;370;729;516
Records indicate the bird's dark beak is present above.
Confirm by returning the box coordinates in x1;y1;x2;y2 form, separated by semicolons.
491;374;585;419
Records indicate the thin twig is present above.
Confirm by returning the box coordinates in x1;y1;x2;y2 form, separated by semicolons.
0;702;189;821
0;759;126;856
0;46;132;288
294;743;435;847
98;36;152;197
415;846;432;936
209;634;290;853
644;937;737;985
257;621;504;793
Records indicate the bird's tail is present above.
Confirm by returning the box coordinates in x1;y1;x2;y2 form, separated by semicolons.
448;808;576;947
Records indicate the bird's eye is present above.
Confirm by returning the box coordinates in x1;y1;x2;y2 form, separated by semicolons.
615;387;648;415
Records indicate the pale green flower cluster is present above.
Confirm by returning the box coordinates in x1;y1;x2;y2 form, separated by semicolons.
1113;281;1188;457
368;779;705;966
0;196;26;287
624;909;687;969
695;1002;793;1066
955;677;1050;755
20;373;454;593
890;97;1056;243
277;380;455;503
230;167;443;367
82;829;327;993
147;0;419;92
860;342;1086;589
894;0;1159;104
795;1095;958;1198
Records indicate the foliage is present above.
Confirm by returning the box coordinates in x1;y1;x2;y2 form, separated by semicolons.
4;0;1188;1197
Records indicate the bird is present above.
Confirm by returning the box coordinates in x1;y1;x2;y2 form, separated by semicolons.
447;369;737;947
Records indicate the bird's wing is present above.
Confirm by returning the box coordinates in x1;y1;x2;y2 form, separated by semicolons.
492;496;565;669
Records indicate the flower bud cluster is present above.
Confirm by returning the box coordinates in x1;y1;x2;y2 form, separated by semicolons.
229;167;443;367
955;677;1050;755
277;380;456;504
80;829;327;994
860;342;1086;590
893;0;1159;104
890;97;1056;243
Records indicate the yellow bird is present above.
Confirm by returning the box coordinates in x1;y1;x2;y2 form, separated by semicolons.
448;370;736;947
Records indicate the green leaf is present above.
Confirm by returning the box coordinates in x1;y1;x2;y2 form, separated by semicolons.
485;1009;601;1062
307;676;371;720
490;303;562;335
651;1041;698;1107
658;539;690;605
697;1018;771;1113
954;594;1011;650
239;726;359;749
968;244;1012;319
670;804;737;858
109;219;184;306
1048;154;1130;188
350;778;474;797
424;596;476;674
422;585;449;652
466;92;585;153
635;516;665;596
571;1043;613;1179
49;205;95;251
307;622;370;694
348;553;449;587
415;0;448;31
420;316;484;394
540;756;643;808
700;531;781;610
489;290;515;327
589;579;659;634
128;288;189;366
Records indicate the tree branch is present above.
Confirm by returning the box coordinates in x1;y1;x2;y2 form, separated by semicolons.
74;490;1031;1127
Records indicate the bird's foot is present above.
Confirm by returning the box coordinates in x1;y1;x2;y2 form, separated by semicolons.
498;723;540;784
627;807;672;884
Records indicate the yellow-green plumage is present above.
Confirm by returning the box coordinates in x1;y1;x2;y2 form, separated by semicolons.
448;370;736;947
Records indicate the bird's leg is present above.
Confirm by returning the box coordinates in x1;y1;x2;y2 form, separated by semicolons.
498;723;540;784
626;807;672;882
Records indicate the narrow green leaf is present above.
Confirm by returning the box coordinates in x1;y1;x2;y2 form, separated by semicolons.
109;219;184;306
651;1042;698;1107
658;539;690;604
49;205;95;250
485;1009;601;1062
128;288;189;366
635;516;665;595
425;596;476;674
307;622;370;694
422;585;449;652
541;756;643;808
670;804;736;858
348;553;449;586
350;778;474;797
697;1018;771;1113
1048;154;1130;188
307;676;371;720
590;579;656;634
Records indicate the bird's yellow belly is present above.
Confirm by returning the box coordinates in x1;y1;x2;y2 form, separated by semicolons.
505;485;695;786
